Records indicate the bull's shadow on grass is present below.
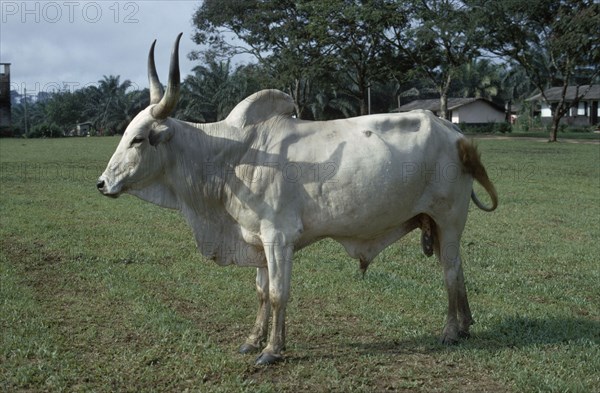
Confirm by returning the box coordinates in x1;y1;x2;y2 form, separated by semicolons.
343;316;599;357
469;316;600;348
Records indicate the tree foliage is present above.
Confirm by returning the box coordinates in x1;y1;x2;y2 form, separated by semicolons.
468;0;600;140
10;76;146;137
384;0;482;118
191;0;329;118
192;0;408;117
450;59;501;101
176;61;267;122
301;1;406;115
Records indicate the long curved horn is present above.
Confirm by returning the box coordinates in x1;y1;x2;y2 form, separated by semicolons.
148;39;164;105
151;32;183;120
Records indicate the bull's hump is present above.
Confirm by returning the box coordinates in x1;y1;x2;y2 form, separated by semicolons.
226;89;295;129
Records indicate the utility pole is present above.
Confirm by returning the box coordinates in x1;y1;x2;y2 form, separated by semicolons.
24;88;28;136
368;85;371;115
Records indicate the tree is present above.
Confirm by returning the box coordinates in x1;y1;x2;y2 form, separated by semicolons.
84;75;145;134
302;1;406;115
469;0;600;141
177;60;271;123
497;63;537;124
44;90;87;131
10;95;47;136
10;75;155;138
450;59;501;101
191;0;324;118
309;83;359;120
191;0;410;118
498;63;537;104
387;0;482;119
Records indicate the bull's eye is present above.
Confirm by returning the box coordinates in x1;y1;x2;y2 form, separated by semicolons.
130;136;145;147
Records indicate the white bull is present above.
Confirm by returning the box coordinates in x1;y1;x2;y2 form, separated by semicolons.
97;34;498;365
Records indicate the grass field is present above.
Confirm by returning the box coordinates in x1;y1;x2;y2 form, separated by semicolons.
1;136;599;392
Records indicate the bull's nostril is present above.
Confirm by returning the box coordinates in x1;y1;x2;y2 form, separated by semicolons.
96;179;105;190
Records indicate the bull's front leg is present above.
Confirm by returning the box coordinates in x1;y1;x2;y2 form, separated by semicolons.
255;238;293;365
240;267;270;354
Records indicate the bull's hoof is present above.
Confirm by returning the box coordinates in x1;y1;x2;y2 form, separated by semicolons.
440;334;459;345
255;352;283;366
239;343;261;354
440;325;459;345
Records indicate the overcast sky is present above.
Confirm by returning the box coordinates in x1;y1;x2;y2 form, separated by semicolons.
0;0;225;97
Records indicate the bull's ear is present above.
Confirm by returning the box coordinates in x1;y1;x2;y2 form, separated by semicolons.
148;123;173;146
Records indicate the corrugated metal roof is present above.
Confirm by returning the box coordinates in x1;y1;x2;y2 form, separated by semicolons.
527;85;600;101
394;98;502;112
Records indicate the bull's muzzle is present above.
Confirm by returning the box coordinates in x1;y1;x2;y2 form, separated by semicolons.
96;177;119;198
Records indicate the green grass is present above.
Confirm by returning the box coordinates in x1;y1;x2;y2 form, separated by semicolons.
495;131;600;140
530;131;598;138
461;131;600;141
1;136;599;392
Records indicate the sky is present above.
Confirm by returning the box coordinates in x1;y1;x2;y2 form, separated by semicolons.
0;0;224;98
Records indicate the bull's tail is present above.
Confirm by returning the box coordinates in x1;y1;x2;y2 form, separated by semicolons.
457;138;498;212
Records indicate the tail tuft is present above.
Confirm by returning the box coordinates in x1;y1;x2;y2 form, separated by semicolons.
457;139;498;212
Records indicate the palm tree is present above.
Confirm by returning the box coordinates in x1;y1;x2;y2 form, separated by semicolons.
498;63;537;128
85;75;135;134
451;59;501;100
309;86;357;120
178;60;256;122
498;63;536;104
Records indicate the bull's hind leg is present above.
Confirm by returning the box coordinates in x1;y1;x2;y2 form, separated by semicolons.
240;267;270;354
455;261;473;338
435;226;473;344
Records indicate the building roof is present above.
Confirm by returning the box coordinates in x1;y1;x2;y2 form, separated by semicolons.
527;84;600;102
394;97;504;113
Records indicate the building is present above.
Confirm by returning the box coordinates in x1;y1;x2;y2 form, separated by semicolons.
394;97;506;124
0;63;11;136
68;122;96;137
527;85;599;127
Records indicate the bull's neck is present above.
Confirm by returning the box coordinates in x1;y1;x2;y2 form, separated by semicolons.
163;118;255;264
167;118;253;202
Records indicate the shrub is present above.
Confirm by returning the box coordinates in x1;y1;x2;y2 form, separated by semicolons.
0;126;14;137
28;123;64;138
459;122;511;134
493;122;512;134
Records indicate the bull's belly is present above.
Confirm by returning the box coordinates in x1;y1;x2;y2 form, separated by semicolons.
297;203;422;262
